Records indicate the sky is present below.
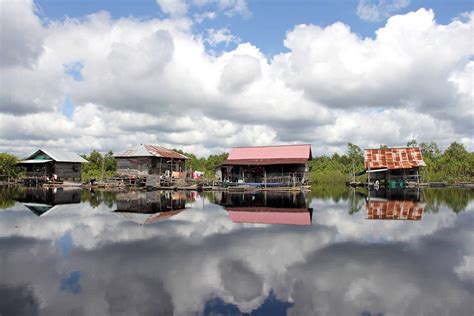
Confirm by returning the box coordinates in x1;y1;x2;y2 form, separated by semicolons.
0;0;473;158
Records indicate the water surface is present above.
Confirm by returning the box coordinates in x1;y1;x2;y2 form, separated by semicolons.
0;186;473;315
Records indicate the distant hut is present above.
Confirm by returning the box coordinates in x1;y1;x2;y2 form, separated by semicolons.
114;144;189;178
364;147;426;186
219;144;312;186
17;149;87;181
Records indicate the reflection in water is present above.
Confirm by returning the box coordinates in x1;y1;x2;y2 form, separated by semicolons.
212;191;313;225
0;186;473;315
114;191;192;225
15;187;82;216
366;188;425;221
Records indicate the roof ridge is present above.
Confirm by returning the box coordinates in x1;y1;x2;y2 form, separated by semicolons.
232;144;311;149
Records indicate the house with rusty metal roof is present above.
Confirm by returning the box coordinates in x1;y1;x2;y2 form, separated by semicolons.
365;188;425;220
218;144;312;186
17;148;88;181
114;191;188;225
114;144;189;177
364;147;426;187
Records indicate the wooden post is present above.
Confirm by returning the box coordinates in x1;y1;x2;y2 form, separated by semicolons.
368;165;371;186
264;167;267;189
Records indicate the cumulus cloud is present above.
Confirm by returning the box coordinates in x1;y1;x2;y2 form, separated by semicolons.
0;0;44;67
206;27;240;46
357;0;410;22
156;0;188;17
0;2;472;157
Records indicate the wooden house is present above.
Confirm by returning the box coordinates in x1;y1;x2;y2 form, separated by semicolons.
114;191;188;225
366;188;425;221
218;144;312;186
16;187;82;216
364;147;426;186
17;149;87;181
213;191;312;225
114;144;189;178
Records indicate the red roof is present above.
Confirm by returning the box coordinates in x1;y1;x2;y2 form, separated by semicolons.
364;147;426;170
366;200;425;220
223;144;312;165
227;207;312;225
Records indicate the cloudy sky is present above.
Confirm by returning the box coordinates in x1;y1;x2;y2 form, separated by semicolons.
0;0;473;158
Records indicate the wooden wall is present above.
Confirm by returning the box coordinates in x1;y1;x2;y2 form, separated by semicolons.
116;157;186;177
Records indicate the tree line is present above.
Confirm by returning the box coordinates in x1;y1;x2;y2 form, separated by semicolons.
0;141;472;183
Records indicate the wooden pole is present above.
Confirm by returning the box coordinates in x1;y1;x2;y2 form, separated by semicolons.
264;167;267;189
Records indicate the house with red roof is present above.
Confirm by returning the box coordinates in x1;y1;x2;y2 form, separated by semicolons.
214;191;313;225
364;147;426;185
218;144;312;186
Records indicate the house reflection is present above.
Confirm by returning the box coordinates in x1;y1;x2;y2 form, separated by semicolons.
114;191;191;225
15;187;82;216
366;188;425;221
213;191;313;225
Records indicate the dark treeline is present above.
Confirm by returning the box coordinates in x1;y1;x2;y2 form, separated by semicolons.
0;140;473;183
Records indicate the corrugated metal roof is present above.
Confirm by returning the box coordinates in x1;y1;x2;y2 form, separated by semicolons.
114;144;189;160
25;149;88;163
366;200;425;220
364;147;426;170
224;144;312;165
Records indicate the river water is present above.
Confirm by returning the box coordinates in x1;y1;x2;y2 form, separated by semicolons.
0;186;473;315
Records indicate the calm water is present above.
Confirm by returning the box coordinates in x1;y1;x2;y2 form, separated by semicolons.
0;186;473;316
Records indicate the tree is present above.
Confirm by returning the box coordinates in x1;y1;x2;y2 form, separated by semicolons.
81;150;117;181
347;143;364;166
0;153;21;181
420;141;441;159
406;139;418;147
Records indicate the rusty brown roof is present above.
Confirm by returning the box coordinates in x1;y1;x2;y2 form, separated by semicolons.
364;147;426;170
114;144;189;159
366;200;425;220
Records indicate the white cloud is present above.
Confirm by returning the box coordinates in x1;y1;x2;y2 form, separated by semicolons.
206;27;240;46
357;0;410;22
194;11;216;23
0;3;472;157
156;0;188;17
0;0;44;67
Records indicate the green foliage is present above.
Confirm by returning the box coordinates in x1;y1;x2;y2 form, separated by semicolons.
81;150;117;181
0;152;21;180
0;186;26;209
81;189;116;208
309;143;365;184
173;149;228;179
309;141;473;184
422;187;474;213
421;142;474;183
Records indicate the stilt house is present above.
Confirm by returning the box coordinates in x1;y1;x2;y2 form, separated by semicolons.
17;149;87;181
219;144;312;186
114;144;189;177
214;191;312;225
364;147;426;186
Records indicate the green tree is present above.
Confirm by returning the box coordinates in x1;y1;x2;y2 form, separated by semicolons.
406;139;418;147
0;152;21;181
81;150;117;181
